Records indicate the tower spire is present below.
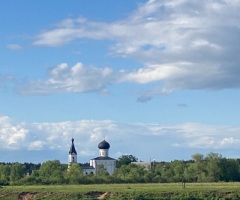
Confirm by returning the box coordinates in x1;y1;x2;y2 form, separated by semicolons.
68;138;77;167
69;138;77;154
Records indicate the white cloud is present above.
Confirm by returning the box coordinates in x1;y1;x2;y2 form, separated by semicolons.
28;140;45;150
6;44;23;50
0;104;236;156
17;62;118;95
220;137;240;146
27;0;240;100
188;137;216;148
0;116;28;149
1;115;240;160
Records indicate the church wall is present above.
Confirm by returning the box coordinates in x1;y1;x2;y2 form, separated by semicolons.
68;153;77;163
95;160;116;175
68;138;116;175
82;168;95;175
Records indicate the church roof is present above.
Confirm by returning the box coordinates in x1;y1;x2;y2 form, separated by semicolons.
92;156;116;160
69;138;77;155
82;165;95;169
98;139;110;149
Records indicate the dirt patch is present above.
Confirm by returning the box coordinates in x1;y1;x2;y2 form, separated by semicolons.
98;192;108;199
85;191;106;199
18;192;36;200
43;192;54;198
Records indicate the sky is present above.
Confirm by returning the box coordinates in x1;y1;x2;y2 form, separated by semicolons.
1;0;240;164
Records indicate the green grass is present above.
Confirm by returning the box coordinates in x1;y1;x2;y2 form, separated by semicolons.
1;183;240;199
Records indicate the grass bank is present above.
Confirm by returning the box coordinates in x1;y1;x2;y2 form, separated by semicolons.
1;182;240;199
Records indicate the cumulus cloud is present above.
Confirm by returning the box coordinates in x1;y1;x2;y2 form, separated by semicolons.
0;116;240;162
0;116;28;149
171;123;240;149
1;115;240;161
28;140;46;150
27;0;240;100
16;62;118;95
220;137;240;146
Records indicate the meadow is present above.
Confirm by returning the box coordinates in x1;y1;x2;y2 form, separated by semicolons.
1;182;240;199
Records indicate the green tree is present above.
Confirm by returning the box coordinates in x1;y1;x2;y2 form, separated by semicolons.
172;160;186;188
96;164;109;176
144;170;154;183
116;155;138;168
161;162;174;183
219;158;239;182
38;160;65;184
189;153;206;182
152;162;168;183
66;164;83;184
114;164;145;183
205;152;222;182
10;162;26;184
0;164;11;185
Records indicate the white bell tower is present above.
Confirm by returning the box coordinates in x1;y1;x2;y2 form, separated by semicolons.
68;138;77;167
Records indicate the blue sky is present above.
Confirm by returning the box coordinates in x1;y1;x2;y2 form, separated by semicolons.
1;0;240;163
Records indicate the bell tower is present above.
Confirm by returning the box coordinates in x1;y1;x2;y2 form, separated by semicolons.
68;138;77;167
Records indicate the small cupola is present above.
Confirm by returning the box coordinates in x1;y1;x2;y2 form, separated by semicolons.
98;139;110;157
98;140;110;149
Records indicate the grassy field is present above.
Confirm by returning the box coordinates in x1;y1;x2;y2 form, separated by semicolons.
1;182;240;199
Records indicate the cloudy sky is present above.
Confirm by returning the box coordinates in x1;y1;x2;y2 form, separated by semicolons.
1;0;240;163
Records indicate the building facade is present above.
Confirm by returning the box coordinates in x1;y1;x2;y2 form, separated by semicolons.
68;138;77;168
68;138;116;175
82;140;116;175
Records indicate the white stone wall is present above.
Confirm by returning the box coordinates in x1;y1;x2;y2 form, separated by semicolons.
90;159;96;168
68;153;77;164
95;159;116;175
99;149;109;157
82;168;96;175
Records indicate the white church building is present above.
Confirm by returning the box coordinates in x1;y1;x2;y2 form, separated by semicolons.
68;138;116;175
68;138;77;166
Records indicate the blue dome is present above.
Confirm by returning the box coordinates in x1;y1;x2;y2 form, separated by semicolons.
98;140;110;149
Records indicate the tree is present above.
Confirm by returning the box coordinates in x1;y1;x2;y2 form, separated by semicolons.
0;164;11;185
172;160;186;188
38;160;65;184
10;162;26;184
160;162;174;183
66;164;83;184
116;155;138;168
205;152;222;182
114;164;145;183
219;158;239;182
190;153;206;182
96;164;109;176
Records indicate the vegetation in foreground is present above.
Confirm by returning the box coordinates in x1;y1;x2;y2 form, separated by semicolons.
1;152;240;186
1;182;240;199
1;152;240;199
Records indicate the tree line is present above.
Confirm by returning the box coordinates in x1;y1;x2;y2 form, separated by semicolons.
0;152;240;185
